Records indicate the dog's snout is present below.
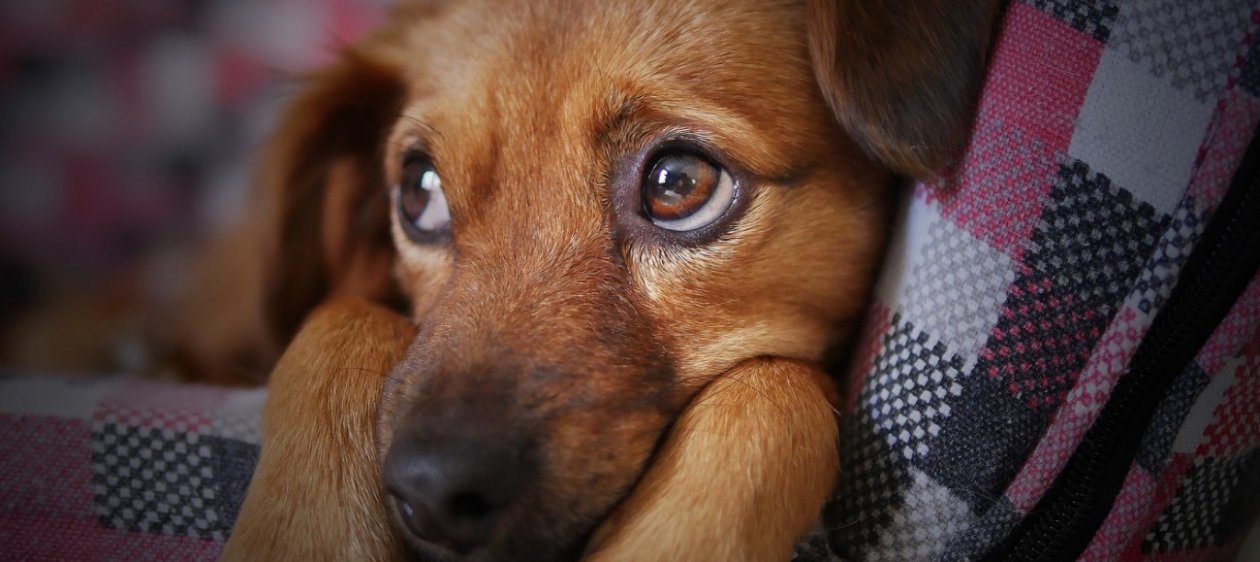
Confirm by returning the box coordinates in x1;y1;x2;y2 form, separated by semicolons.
383;435;529;553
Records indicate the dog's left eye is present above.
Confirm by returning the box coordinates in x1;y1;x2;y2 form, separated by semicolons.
395;153;451;242
642;152;734;232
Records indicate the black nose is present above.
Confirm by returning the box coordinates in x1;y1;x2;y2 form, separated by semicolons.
383;435;528;553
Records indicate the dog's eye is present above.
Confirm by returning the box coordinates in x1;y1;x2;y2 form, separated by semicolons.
642;152;734;232
395;153;450;242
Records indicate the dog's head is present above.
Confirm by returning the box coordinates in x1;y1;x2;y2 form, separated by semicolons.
260;0;997;559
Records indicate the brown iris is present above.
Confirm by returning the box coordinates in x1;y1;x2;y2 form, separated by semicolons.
399;155;434;224
643;153;720;222
396;152;451;243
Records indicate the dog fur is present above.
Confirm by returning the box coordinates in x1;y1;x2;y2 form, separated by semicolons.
221;299;840;561
7;0;1000;559
221;299;412;561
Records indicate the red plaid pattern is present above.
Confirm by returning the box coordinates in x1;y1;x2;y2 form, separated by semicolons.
825;1;1260;560
0;0;386;278
0;375;265;561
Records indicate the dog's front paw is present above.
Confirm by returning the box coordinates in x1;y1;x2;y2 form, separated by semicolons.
221;299;414;562
584;358;840;562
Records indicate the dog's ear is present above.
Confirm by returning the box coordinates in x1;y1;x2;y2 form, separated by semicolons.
808;0;1003;179
259;45;408;344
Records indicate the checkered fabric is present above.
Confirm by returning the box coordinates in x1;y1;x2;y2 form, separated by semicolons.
0;373;263;560
0;374;853;560
0;0;386;280
4;1;1260;560
822;1;1260;561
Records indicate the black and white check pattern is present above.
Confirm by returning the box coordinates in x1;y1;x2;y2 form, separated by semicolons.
1109;0;1257;101
1143;452;1260;552
904;220;1017;360
864;316;967;462
1030;0;1121;41
827;413;914;555
90;420;230;541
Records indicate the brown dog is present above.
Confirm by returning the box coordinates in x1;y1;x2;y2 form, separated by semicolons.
218;0;999;560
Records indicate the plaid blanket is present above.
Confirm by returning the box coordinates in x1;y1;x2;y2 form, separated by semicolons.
0;375;263;560
823;0;1260;560
0;0;384;294
4;0;1260;561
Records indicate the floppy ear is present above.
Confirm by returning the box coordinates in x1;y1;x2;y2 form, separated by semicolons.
808;0;1003;179
259;44;409;344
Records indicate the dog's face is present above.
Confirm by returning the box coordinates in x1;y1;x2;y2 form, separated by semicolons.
374;1;884;559
259;0;996;560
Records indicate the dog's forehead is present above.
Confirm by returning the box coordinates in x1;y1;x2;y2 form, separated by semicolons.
392;0;822;147
408;0;811;72
385;0;829;221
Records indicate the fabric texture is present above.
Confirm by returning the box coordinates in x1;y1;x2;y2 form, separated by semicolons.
3;0;1260;560
0;374;263;561
0;0;384;284
823;1;1260;560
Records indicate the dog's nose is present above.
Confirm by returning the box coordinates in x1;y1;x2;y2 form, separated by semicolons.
382;435;528;552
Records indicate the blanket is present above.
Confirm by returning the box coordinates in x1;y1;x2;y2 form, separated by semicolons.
822;0;1260;560
0;375;263;560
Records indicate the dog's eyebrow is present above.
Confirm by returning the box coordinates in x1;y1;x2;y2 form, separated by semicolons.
395;113;442;143
591;95;650;149
591;95;808;185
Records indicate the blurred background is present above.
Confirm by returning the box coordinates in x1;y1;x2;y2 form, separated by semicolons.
0;0;388;374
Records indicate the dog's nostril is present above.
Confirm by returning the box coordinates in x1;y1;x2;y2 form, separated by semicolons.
448;491;495;521
383;435;530;552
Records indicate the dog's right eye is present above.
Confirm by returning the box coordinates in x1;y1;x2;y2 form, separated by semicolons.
395;153;451;242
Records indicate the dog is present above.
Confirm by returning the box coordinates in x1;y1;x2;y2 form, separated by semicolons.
213;0;997;560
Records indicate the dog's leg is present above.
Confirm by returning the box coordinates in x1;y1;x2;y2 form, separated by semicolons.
585;358;840;562
220;298;414;562
226;308;837;562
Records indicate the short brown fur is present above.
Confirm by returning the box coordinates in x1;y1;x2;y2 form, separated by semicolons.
223;301;840;562
221;299;411;561
228;0;1001;559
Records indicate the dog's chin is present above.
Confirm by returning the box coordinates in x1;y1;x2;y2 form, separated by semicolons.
394;511;595;562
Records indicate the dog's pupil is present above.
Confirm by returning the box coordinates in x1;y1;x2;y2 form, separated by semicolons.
647;154;713;219
400;162;434;221
660;169;696;201
401;180;430;221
